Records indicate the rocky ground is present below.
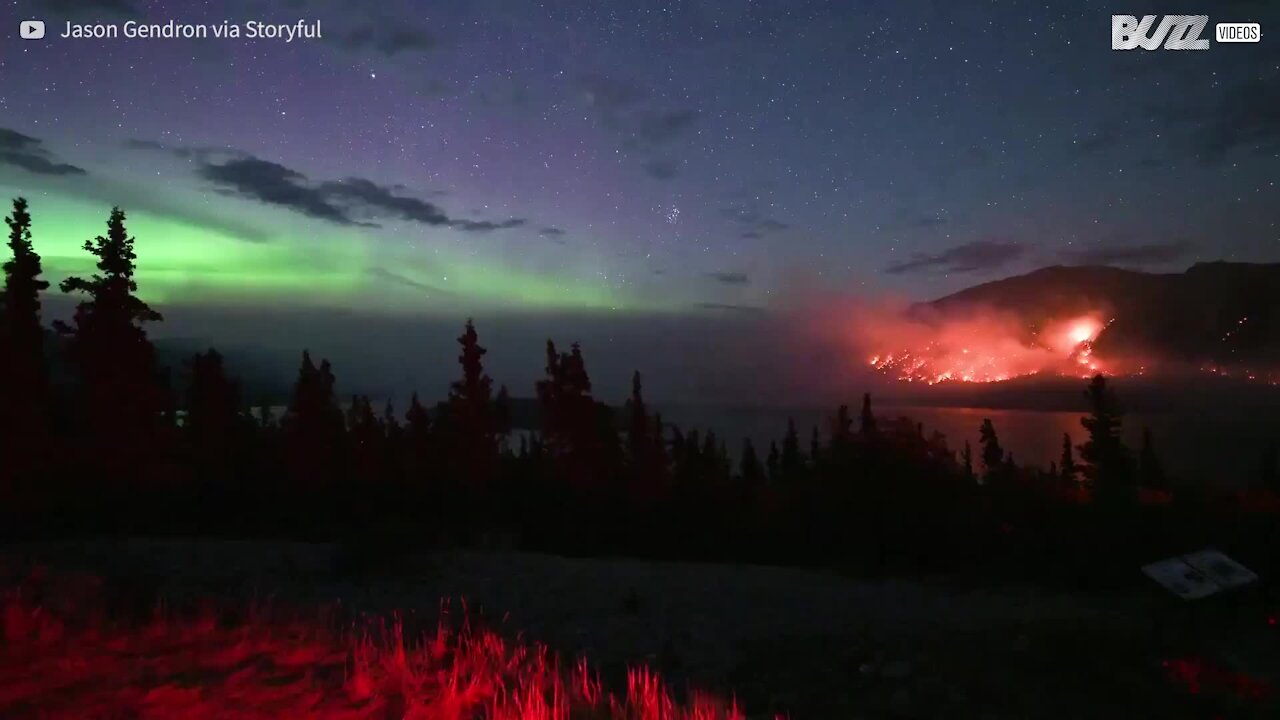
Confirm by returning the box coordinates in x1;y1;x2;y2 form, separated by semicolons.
2;539;1275;718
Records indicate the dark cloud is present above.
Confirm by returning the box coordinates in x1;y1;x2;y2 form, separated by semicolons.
451;218;528;233
320;177;451;225
538;227;568;243
694;302;767;315
189;151;525;231
0;128;87;176
641;158;679;180
1059;240;1191;267
704;271;750;286
333;25;437;56
721;205;778;227
37;0;138;16
368;267;452;296
199;157;362;225
884;239;1025;275
124;138;242;163
722;200;791;238
914;214;947;228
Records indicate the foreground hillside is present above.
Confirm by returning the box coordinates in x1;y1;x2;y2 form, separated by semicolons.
3;540;1276;718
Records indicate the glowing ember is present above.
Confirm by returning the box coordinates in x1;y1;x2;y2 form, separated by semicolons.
870;313;1113;385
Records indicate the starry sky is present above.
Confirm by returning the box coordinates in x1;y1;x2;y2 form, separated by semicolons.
0;0;1277;400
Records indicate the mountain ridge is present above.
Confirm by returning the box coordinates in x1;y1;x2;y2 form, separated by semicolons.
920;262;1280;364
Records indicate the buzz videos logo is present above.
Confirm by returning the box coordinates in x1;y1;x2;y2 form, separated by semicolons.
1112;15;1261;50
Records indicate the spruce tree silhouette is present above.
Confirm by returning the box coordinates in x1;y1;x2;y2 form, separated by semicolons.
740;438;764;489
780;418;802;482
1137;427;1167;494
55;207;167;485
381;399;404;489
536;339;607;493
493;384;512;438
830;404;853;447
1;197;51;484
1078;374;1133;504
281;351;343;516
184;349;244;486
624;370;659;506
979;418;1004;483
346;395;385;487
1059;432;1077;486
651;412;669;474
403;392;435;509
443;319;499;513
859;393;878;437
809;426;822;470
626;371;650;463
765;441;781;484
961;441;975;483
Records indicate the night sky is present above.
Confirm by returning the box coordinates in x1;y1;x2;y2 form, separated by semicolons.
0;0;1277;400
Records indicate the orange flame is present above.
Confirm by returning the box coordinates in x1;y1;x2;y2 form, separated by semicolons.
869;313;1113;385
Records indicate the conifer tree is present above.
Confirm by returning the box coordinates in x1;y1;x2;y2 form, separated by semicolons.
1078;374;1132;502
1138;427;1166;492
829;403;853;458
809;426;822;469
403;391;434;492
184;349;243;481
445;319;499;498
765;441;781;484
626;371;650;464
1059;432;1077;484
624;371;661;503
859;393;878;436
740;438;764;488
979;418;1004;482
1;197;51;474
494;384;512;436
446;320;495;437
536;339;609;492
282;350;343;489
56;207;167;458
780;418;802;480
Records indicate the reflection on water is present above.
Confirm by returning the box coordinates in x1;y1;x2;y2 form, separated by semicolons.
658;404;1278;488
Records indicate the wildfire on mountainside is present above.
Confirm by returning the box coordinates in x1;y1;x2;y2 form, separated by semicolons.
869;313;1114;385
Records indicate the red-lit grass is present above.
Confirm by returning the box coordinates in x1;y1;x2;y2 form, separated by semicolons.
0;576;761;720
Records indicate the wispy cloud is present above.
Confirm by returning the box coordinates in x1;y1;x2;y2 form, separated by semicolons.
0;128;87;176
704;271;750;286
884;239;1025;275
1059;240;1191;267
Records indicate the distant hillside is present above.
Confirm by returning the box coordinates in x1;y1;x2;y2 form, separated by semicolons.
922;262;1280;364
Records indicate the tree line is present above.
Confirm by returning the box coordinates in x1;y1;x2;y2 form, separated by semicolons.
2;199;1278;581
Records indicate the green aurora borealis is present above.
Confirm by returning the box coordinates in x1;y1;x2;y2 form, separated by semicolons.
2;186;655;316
